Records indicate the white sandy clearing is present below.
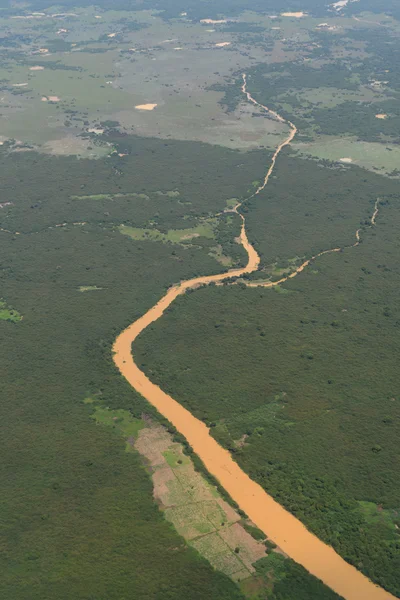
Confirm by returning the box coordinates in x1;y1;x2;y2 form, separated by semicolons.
375;113;387;119
281;12;307;17
57;28;68;34
42;96;60;102
174;47;183;50
88;127;104;134
107;33;117;38
30;66;45;71
135;103;157;111
95;15;102;18
13;83;28;87
200;18;227;24
215;42;231;47
271;27;281;30
339;157;353;163
331;0;359;10
39;48;49;54
180;12;187;16
206;29;215;32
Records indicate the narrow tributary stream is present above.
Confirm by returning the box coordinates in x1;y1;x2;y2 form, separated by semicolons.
113;74;396;600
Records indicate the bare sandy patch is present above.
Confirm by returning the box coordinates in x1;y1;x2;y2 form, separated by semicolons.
215;42;231;47
107;32;117;38
200;18;227;24
281;12;306;17
30;66;45;71
180;232;200;240
135;103;157;110
174;47;183;50
339;157;353;163
48;96;60;102
13;83;28;87
375;113;387;119
88;127;104;134
39;48;49;54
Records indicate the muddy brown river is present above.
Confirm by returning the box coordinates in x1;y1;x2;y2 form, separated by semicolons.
113;75;396;600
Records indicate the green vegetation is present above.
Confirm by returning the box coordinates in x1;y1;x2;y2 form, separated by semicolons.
87;402;342;599
1;2;399;598
0;133;265;600
241;154;398;272
135;158;400;596
119;220;216;245
0;299;22;322
244;553;342;600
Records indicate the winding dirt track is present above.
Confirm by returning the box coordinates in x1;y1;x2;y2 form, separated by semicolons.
113;74;396;600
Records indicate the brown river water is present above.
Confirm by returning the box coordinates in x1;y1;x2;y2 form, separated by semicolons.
113;74;396;600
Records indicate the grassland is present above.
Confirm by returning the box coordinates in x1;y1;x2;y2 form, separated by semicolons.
119;220;216;244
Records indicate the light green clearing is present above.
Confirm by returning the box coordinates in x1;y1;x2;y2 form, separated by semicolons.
288;86;385;109
163;447;190;468
119;221;216;244
71;192;150;200
358;501;399;530
293;136;400;176
0;300;22;322
209;245;233;267
225;198;239;209
78;286;103;292
91;405;144;451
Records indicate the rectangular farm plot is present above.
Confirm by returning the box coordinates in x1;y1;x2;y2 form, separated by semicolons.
164;503;217;540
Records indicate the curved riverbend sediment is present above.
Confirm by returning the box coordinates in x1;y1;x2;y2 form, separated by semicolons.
113;75;396;600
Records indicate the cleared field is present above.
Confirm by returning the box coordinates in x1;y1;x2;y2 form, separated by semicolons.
293;136;400;175
134;424;269;582
0;300;22;322
119;221;216;244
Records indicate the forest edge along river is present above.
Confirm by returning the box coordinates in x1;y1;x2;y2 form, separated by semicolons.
113;74;396;600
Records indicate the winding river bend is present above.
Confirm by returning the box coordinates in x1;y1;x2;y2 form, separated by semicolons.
113;75;396;600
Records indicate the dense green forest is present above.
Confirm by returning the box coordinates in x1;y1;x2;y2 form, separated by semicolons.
0;135;341;599
0;136;252;600
242;153;398;273
135;157;400;596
